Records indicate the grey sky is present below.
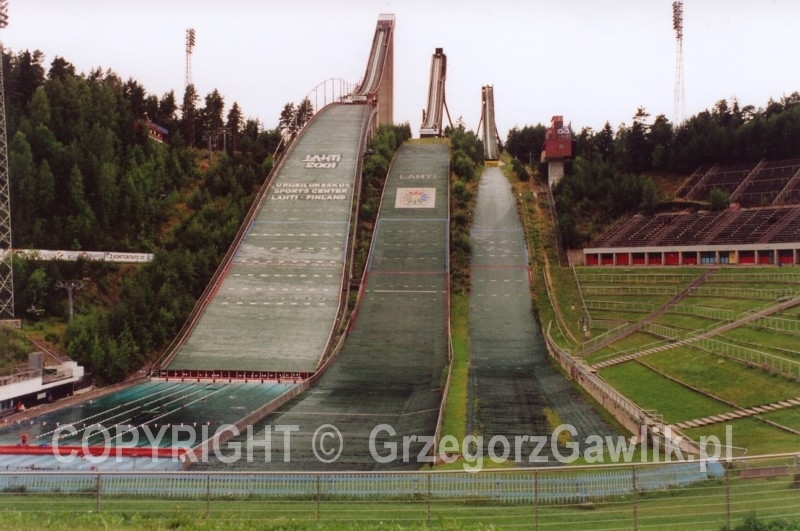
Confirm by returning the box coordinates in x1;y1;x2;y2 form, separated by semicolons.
3;1;799;139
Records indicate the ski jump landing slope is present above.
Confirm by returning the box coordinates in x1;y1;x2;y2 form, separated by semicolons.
196;140;451;470
468;166;617;463
168;104;368;374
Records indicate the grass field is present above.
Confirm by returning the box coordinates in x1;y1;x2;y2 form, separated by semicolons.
440;293;469;447
1;468;798;530
584;332;668;365
565;266;800;457
6;167;800;530
599;362;731;424
643;348;800;407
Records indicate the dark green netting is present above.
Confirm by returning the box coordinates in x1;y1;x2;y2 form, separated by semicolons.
467;167;618;465
170;104;367;372
197;141;451;470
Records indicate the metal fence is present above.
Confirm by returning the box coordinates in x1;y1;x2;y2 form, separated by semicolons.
576;272;701;284
752;315;800;335
583;286;679;296
0;455;797;529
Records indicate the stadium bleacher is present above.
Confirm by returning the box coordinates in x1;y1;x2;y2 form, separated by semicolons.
733;159;800;206
583;158;800;266
684;162;758;202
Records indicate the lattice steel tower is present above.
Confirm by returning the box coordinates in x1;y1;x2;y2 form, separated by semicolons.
185;28;196;88
673;1;686;124
0;0;14;318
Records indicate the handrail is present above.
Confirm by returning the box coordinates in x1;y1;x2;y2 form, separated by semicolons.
316;102;375;370
433;155;453;460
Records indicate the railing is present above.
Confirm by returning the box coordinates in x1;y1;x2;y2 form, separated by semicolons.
582;285;678;296
303;78;357;111
580;322;630;352
577;272;700;284
2;455;796;528
584;300;655;313
693;336;800;379
670;304;734;321
751;315;800;335
0;366;41;386
694;286;798;300
545;322;653;431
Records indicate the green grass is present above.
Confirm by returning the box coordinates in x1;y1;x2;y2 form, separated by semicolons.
680;295;773;312
547;264;800;455
547;265;586;342
439;293;468;448
575;267;706;280
0;326;35;371
758;406;800;432
721;327;800;361
682;417;800;456
654;312;725;331
1;474;798;530
599;362;732;423
582;294;674;306
584;332;668;365
643;348;800;407
586;310;651;323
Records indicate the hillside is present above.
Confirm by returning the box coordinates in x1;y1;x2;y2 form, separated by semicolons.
1;49;283;384
505;95;800;248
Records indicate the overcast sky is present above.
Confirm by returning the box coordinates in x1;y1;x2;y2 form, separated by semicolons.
3;1;799;139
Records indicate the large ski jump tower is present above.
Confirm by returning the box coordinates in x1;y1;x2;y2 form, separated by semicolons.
376;14;394;128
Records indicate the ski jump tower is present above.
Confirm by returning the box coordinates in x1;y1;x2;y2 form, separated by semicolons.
348;14;394;134
541;115;573;187
419;48;451;137
375;14;394;128
478;85;501;165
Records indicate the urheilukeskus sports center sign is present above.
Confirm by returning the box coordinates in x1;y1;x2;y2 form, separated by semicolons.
13;249;153;263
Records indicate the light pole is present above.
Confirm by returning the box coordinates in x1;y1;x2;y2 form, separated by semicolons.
0;0;14;319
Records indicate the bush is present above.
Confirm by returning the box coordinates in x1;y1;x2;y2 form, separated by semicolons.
452;152;475;181
710;187;731;211
452;180;473;206
512;158;529;181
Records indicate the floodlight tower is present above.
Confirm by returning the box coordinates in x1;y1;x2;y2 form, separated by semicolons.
185;28;196;89
672;1;686;124
0;0;15;318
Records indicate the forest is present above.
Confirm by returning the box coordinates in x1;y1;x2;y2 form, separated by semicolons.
5;45;800;383
2;48;419;384
504;94;800;249
4;49;285;383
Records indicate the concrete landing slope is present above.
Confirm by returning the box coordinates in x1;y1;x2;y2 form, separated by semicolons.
468;167;617;465
168;104;367;374
196;140;451;470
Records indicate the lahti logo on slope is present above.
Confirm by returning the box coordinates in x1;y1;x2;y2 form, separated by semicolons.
396;188;436;208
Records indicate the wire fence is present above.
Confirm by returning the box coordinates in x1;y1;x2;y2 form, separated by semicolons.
583;286;679;296
693;336;800;379
585;300;656;313
692;286;798;300
0;455;797;528
752;315;800;335
639;321;800;379
575;272;701;284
